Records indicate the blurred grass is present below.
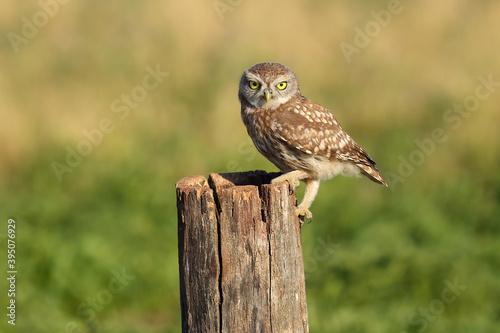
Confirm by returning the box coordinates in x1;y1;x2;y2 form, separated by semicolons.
1;0;500;332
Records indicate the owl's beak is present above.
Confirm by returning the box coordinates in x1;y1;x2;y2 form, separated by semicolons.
264;89;272;104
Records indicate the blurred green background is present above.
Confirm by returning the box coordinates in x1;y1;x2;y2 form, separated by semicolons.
1;0;499;332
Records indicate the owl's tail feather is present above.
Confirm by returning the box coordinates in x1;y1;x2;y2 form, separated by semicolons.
357;164;388;187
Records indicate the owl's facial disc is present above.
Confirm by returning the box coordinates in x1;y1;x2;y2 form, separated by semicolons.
239;68;299;109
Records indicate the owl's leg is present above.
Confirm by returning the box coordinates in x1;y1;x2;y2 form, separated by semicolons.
271;170;308;191
295;179;320;221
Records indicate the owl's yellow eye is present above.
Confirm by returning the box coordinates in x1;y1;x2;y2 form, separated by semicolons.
249;81;260;89
276;81;287;90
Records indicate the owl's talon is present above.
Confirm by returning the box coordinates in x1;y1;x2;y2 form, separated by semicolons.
295;207;313;225
289;179;300;192
271;177;300;192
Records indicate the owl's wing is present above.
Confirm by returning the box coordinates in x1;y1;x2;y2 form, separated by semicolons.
270;98;377;167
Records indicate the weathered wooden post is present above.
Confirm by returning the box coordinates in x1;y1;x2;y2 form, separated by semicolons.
176;171;309;333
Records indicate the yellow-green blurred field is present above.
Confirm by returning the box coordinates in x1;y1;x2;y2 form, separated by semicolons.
1;0;500;332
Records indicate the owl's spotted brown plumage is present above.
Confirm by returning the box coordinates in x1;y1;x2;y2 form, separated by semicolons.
238;63;387;220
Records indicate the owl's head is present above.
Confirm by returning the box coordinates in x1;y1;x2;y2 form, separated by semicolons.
238;63;301;109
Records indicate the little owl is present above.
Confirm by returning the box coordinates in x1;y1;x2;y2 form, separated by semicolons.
238;63;387;221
